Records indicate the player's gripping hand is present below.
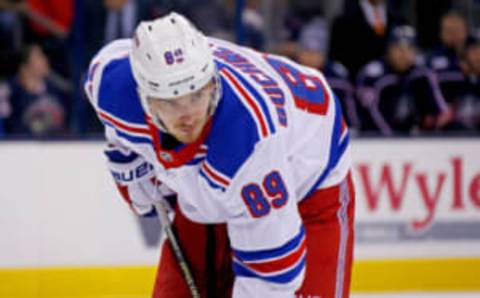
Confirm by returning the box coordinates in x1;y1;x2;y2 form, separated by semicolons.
105;146;176;216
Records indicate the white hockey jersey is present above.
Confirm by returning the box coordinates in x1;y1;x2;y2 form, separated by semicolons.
84;37;350;297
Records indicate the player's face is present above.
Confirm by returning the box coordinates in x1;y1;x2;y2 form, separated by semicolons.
148;80;215;143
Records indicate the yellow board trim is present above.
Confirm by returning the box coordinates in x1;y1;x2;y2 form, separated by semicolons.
1;258;479;297
0;266;156;298
352;258;480;292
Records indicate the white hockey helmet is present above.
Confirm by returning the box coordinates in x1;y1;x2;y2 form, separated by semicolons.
129;12;220;129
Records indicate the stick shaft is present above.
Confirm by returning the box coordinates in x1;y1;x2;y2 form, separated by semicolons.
154;202;201;298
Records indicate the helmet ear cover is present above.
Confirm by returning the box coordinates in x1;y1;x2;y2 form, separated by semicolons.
129;12;221;131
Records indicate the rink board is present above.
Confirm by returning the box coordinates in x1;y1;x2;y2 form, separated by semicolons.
0;139;479;296
1;258;480;297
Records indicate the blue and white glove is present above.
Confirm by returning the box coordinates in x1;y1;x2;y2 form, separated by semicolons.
105;145;176;216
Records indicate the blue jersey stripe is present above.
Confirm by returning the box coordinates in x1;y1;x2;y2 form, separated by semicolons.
116;130;152;144
186;157;205;165
104;149;138;163
104;122;152;144
199;168;227;191
204;76;260;180
233;225;305;261
217;62;276;135
232;254;306;284
97;57;146;125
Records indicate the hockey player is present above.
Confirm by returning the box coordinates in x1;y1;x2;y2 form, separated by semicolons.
84;12;354;298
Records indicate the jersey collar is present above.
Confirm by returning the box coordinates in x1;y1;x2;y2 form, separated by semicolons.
147;116;211;169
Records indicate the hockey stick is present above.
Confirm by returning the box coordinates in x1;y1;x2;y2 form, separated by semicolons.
153;201;201;298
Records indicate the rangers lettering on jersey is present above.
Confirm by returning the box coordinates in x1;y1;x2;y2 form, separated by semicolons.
213;46;288;127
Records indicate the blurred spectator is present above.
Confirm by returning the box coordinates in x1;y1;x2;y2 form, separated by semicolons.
426;11;469;108
0;44;68;137
283;0;326;41
295;19;360;130
71;0;164;135
241;0;264;49
298;16;329;53
183;0;234;39
140;0;234;39
104;0;137;42
438;11;469;54
26;0;73;37
83;0;164;63
21;0;74;78
456;33;480;131
329;0;406;79
0;1;23;79
356;26;453;135
414;0;467;50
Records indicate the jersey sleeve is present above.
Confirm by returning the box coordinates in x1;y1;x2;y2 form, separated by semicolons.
104;126;176;216
83;39;132;108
